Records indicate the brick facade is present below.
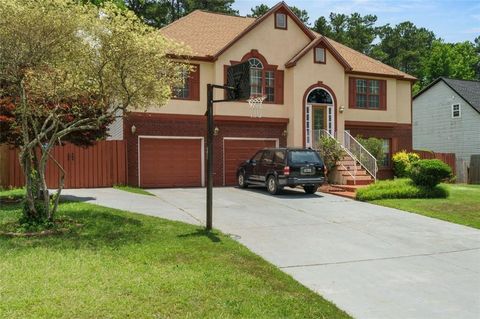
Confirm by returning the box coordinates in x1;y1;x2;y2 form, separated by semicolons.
124;112;288;187
344;121;412;179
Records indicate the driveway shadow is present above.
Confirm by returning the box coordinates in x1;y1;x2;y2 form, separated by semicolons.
238;186;324;199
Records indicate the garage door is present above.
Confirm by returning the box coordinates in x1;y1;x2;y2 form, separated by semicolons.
224;139;278;186
139;137;203;188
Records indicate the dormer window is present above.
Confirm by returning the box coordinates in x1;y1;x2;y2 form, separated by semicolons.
275;12;287;29
314;47;326;64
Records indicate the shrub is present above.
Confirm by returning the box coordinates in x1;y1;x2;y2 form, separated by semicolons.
392;151;420;177
356;136;385;165
409;159;452;188
317;135;343;172
356;178;449;201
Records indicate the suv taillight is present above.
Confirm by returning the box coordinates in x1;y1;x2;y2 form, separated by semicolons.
283;166;290;176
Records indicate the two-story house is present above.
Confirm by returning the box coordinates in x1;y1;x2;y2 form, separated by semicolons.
122;2;415;188
413;77;480;183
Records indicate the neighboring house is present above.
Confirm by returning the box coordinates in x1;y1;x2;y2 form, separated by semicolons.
123;1;415;188
413;77;480;182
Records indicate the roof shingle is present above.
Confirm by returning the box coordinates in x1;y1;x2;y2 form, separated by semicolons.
160;9;415;80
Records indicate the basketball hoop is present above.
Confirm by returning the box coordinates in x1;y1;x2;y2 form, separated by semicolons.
247;96;266;118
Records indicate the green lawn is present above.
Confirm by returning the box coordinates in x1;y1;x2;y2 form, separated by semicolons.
113;185;155;196
369;184;480;229
0;199;349;318
0;188;25;199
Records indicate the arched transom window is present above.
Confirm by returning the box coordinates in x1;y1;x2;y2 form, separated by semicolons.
248;58;275;102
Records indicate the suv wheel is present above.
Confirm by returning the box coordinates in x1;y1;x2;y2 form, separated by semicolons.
238;172;248;188
304;185;318;194
267;175;281;195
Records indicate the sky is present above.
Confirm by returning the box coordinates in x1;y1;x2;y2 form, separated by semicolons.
232;0;480;43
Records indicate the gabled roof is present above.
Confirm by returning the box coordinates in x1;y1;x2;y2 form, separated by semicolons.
160;1;416;80
285;36;352;70
414;77;480;114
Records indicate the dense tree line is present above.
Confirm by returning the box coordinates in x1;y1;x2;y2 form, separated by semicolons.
85;0;480;93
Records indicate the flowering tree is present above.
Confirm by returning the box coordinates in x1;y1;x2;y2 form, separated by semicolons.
0;0;189;224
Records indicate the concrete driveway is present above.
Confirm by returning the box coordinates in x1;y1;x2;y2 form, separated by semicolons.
62;187;480;319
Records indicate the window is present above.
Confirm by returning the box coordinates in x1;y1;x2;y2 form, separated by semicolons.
172;64;200;100
381;139;391;168
172;69;189;99
252;151;263;162
262;150;274;165
350;77;386;110
265;70;275;102
275;12;287;29
249;58;263;98
452;103;461;118
314;47;326;63
248;58;275;102
274;151;285;164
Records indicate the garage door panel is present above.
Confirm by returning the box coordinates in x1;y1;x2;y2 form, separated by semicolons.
140;138;202;188
224;139;277;186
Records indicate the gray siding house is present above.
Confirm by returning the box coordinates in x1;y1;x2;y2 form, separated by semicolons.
413;77;480;182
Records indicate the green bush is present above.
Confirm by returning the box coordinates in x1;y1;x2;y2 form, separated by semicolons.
356;136;385;165
392;151;420;177
317;135;343;173
409;159;452;188
356;178;449;201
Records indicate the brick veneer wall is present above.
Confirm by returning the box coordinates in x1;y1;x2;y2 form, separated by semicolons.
124;112;288;187
345;122;412;179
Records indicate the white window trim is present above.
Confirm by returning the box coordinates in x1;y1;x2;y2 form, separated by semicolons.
452;103;461;118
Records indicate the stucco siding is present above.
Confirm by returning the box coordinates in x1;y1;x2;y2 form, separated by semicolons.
413;81;480;167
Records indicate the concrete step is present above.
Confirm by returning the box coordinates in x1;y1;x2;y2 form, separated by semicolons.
341;170;368;176
346;179;374;185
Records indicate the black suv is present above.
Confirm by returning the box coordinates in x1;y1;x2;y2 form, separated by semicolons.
236;148;326;195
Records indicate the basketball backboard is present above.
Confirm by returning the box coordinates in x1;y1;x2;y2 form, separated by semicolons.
226;61;250;100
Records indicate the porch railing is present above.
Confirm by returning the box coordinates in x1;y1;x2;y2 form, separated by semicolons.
313;129;357;184
343;131;378;180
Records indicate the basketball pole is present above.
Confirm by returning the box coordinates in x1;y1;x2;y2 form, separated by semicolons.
205;84;235;231
206;84;214;231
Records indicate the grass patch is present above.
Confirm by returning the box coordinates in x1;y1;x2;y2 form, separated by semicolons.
368;184;480;229
0;197;349;318
356;178;448;201
0;187;25;200
113;185;155;196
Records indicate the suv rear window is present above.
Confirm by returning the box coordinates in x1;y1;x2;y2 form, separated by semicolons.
289;151;322;164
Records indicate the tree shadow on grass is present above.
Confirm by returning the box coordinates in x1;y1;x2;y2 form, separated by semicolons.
177;228;222;243
0;204;157;251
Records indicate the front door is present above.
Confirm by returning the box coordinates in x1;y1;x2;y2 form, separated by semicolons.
311;104;327;147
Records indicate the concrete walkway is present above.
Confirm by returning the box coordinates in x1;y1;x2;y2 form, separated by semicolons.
62;187;480;319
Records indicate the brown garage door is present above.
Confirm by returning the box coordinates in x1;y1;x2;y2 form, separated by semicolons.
139;138;202;188
224;139;277;186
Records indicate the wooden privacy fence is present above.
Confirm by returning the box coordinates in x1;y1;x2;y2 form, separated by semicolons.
469;155;480;184
413;150;456;176
2;140;127;189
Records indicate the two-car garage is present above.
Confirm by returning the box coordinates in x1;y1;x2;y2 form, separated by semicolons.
138;136;278;188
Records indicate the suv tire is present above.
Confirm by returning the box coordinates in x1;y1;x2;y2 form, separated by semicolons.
267;175;281;195
304;185;318;194
238;172;248;188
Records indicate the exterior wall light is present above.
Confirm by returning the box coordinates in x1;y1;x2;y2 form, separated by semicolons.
282;129;288;137
339;105;345;113
214;127;220;136
131;125;136;135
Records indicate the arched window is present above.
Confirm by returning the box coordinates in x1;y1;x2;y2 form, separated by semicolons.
307;88;333;104
249;58;263;98
248;58;275;102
